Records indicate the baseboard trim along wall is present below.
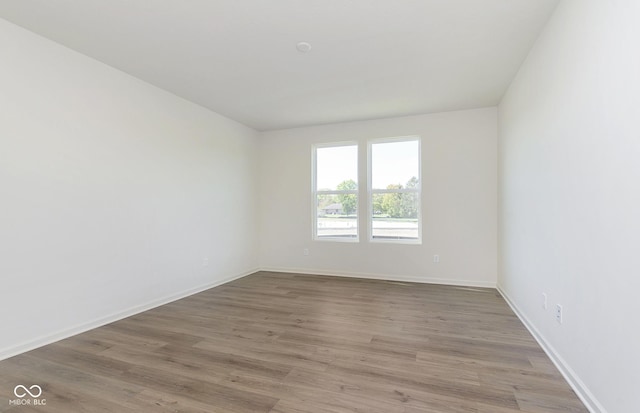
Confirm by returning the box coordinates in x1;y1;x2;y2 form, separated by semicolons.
497;285;606;413
0;268;260;362
261;267;496;288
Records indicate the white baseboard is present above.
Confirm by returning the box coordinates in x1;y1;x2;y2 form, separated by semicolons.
260;266;496;288
0;268;259;361
497;285;606;413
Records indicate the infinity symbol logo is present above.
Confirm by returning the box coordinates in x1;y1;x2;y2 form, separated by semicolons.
14;384;42;398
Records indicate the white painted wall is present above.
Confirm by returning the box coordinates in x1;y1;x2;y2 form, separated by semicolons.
498;1;640;412
0;19;259;359
259;108;497;287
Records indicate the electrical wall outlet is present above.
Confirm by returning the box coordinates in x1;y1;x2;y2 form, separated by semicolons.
202;258;209;267
433;255;440;263
555;304;563;324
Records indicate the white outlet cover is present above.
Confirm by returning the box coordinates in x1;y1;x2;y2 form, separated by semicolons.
555;304;563;323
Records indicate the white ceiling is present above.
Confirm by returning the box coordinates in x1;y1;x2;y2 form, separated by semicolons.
0;1;559;131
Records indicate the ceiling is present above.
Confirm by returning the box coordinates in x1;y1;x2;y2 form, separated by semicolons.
0;1;559;131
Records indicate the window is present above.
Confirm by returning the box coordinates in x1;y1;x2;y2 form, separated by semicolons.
312;137;421;243
313;143;358;240
369;137;421;242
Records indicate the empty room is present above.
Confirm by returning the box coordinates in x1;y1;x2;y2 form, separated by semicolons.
0;1;637;412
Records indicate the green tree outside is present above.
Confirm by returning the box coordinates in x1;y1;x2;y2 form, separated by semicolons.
401;176;419;218
329;177;418;218
374;176;419;218
381;184;403;218
336;179;357;215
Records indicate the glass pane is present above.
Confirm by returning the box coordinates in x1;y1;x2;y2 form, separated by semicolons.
316;194;357;238
316;145;358;191
372;140;419;190
372;192;419;240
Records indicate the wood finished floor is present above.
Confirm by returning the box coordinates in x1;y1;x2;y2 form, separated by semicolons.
0;272;587;413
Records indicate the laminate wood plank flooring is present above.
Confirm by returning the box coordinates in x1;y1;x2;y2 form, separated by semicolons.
0;271;588;412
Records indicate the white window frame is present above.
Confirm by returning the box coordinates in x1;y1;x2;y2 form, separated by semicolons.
312;141;359;242
368;136;422;244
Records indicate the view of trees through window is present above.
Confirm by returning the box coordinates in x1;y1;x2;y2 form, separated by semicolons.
372;176;419;218
314;138;420;241
317;179;357;215
370;139;420;240
318;176;419;218
315;144;358;239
